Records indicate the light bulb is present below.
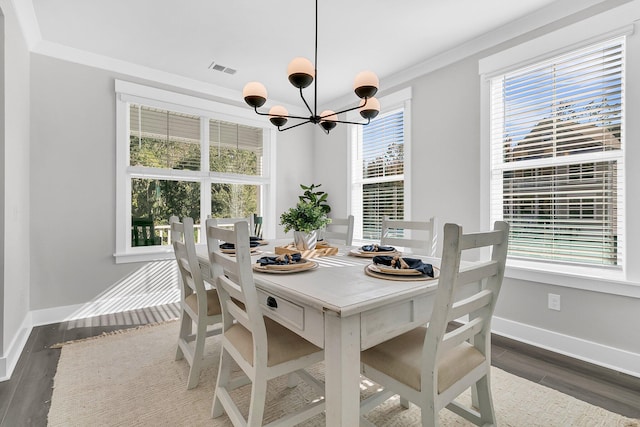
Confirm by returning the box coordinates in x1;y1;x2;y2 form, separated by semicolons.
242;82;268;108
287;57;315;89
320;110;338;132
359;97;380;120
269;105;289;127
353;71;379;99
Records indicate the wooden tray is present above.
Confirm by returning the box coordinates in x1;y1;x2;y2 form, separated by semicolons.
275;242;339;258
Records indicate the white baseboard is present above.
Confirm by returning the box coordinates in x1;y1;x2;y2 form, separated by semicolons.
0;313;33;382
492;316;640;378
30;302;87;327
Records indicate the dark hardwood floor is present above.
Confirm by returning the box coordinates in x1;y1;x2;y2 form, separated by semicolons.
1;303;638;426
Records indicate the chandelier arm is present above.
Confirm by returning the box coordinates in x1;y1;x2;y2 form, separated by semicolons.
322;99;369;118
332;118;372;126
253;106;310;121
277;119;313;132
299;87;314;116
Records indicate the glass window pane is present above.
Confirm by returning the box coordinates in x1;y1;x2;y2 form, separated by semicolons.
129;105;201;171
211;183;259;219
131;178;201;246
209;120;263;175
362;181;404;240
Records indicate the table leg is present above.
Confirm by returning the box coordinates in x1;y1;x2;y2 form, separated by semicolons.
324;312;361;427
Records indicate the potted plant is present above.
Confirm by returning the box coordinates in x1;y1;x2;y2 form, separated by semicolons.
298;183;331;215
280;201;331;250
298;183;331;241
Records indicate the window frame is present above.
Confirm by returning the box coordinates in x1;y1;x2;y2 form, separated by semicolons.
347;87;412;242
480;22;639;291
115;80;276;263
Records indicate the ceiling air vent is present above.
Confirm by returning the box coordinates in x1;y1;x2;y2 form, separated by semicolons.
208;61;237;75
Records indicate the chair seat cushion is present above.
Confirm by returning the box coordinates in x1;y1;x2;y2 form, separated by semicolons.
361;327;486;393
185;289;222;317
225;317;322;367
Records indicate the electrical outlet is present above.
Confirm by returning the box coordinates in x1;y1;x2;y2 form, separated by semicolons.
548;293;561;311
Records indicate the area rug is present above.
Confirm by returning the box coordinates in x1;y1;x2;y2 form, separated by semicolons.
48;321;639;426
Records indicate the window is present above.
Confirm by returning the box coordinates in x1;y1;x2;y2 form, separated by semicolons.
349;88;411;241
488;37;624;268
115;81;275;263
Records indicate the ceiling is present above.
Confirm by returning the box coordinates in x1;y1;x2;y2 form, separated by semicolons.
28;0;600;110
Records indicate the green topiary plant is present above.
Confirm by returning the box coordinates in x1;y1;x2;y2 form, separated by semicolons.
280;201;331;234
298;183;331;215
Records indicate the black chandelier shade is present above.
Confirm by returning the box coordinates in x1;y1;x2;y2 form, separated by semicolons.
242;0;380;133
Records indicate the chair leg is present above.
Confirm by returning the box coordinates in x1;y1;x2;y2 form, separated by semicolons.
400;397;410;409
287;372;299;388
212;348;233;418
475;375;496;426
175;313;191;361
421;402;439;427
186;320;207;390
247;374;268;427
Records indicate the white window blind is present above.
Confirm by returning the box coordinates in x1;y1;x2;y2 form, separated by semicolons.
352;109;405;240
129;105;201;171
209;120;263;175
489;37;624;266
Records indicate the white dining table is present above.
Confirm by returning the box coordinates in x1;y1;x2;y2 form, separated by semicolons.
196;242;443;426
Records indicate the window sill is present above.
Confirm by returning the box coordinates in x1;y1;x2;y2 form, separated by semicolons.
114;248;175;264
505;260;640;298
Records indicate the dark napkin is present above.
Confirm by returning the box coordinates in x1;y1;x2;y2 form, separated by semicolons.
220;241;261;250
257;253;302;266
360;244;396;252
372;255;434;277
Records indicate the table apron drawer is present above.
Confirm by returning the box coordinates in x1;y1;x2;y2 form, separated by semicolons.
360;293;434;350
257;289;324;348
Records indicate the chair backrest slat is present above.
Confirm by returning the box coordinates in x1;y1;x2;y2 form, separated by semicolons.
441;317;485;354
459;229;506;251
448;289;493;322
210;217;254;235
456;261;498;288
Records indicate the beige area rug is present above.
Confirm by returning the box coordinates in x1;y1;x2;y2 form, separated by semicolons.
48;321;639;427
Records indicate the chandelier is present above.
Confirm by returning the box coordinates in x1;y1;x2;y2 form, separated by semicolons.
241;0;380;134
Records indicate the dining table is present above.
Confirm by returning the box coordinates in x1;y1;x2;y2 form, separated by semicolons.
196;241;446;426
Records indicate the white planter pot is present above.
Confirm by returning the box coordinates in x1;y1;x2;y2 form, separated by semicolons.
293;230;318;250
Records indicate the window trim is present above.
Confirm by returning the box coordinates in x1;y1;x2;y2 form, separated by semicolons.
347;87;412;242
114;80;276;263
480;19;637;290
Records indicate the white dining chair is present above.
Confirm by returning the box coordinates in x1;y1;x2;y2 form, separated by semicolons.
170;216;223;389
360;221;510;426
323;214;355;246
206;219;325;426
381;216;438;256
